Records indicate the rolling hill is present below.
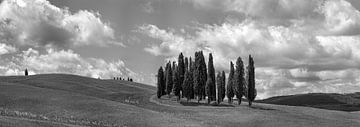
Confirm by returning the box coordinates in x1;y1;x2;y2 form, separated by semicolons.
0;74;359;127
257;93;360;112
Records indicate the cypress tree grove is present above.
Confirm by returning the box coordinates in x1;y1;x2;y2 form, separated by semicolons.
247;55;256;106
221;71;226;102
227;62;235;104
234;57;245;105
157;67;165;98
216;72;222;104
205;53;216;103
165;62;173;96
185;57;189;71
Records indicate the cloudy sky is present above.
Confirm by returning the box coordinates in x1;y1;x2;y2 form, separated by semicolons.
1;0;360;99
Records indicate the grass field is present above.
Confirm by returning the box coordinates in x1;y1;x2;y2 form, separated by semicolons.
257;93;360;112
0;74;359;127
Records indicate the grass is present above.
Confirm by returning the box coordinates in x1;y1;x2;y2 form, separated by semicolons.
0;74;359;127
258;93;360;112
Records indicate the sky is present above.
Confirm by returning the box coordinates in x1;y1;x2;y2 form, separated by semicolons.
1;0;360;99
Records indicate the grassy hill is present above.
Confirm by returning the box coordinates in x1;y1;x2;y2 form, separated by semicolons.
257;93;360;112
0;74;359;127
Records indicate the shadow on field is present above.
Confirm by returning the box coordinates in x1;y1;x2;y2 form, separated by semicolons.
249;105;275;111
179;101;235;107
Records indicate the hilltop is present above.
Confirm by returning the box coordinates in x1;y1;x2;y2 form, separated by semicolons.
258;93;360;112
0;74;358;127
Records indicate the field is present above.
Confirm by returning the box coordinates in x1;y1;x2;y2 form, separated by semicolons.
258;93;360;112
0;74;359;127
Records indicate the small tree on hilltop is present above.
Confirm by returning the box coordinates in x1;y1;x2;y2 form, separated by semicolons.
227;62;235;104
234;57;245;105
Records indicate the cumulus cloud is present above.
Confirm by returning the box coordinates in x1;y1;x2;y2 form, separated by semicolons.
0;43;16;55
0;0;137;82
0;0;121;49
138;0;360;99
0;48;137;80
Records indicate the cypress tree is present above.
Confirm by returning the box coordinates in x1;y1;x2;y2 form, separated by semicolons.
247;55;256;106
25;69;28;76
178;53;185;87
234;57;245;105
173;62;181;100
184;57;189;71
221;71;226;102
200;51;207;99
193;52;201;102
189;57;195;99
183;68;193;101
165;62;173;96
157;67;165;98
216;72;222;104
227;62;235;104
205;53;216;103
193;51;207;102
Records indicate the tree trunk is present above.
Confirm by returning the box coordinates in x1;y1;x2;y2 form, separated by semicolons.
249;101;252;107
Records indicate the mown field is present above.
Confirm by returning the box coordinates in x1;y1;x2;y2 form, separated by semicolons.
0;74;359;127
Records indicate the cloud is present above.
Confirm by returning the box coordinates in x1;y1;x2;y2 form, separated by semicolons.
138;0;360;98
0;0;121;49
0;43;16;55
0;48;137;80
319;0;360;35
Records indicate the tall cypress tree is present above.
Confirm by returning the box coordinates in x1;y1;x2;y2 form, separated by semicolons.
216;72;222;104
247;55;256;106
221;71;226;102
189;57;195;99
178;53;185;98
183;68;193;101
157;67;165;98
227;62;235;104
199;51;207;100
173;62;181;100
165;62;173;96
178;53;185;86
205;53;216;103
184;57;189;71
234;57;245;105
193;52;202;103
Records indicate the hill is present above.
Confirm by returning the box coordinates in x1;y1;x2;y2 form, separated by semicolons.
0;74;359;127
257;93;360;112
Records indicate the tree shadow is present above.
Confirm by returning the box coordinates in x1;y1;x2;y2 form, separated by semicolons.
180;101;235;107
249;105;276;111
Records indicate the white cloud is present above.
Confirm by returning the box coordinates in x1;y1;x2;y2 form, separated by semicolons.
318;0;360;35
0;43;16;55
0;48;137;80
0;0;121;49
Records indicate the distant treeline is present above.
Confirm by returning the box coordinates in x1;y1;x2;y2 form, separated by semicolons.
157;51;256;106
113;77;133;82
